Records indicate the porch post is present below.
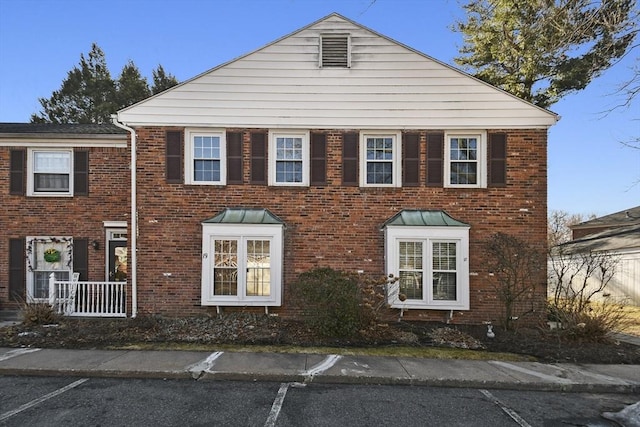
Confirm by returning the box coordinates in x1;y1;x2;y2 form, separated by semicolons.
48;272;56;305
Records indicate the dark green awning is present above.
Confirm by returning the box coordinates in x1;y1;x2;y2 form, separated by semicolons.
383;210;468;227
202;208;284;225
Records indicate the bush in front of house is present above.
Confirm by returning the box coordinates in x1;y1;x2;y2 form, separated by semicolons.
21;301;61;326
547;247;626;341
291;267;389;339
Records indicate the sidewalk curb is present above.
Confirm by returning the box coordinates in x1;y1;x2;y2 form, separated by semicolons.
2;366;638;394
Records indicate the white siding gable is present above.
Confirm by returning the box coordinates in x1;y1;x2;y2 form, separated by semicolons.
118;13;558;129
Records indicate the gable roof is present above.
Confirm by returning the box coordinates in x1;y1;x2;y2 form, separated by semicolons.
571;206;640;231
558;223;640;253
117;13;558;130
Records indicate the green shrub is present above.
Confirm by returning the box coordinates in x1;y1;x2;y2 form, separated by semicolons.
291;268;388;339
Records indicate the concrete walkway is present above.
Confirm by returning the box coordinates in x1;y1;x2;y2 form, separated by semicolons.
1;347;638;394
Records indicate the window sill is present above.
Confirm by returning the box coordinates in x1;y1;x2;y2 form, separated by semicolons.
201;299;281;307
389;301;469;310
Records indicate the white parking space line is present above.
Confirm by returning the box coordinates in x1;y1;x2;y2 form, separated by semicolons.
264;382;290;427
187;351;224;379
0;348;41;362
0;378;89;422
480;389;532;427
302;354;342;381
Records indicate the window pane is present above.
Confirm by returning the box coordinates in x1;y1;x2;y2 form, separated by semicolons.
399;242;423;300
433;272;456;300
34;174;70;192
34;271;69;299
276;137;302;160
213;240;237;296
433;242;457;301
194;136;220;159
366;162;392;184
34;152;70;173
194;159;221;182
450;162;477;185
246;240;270;296
276;161;302;182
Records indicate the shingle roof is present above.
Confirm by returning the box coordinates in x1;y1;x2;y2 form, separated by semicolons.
0;122;128;135
558;223;640;253
383;210;469;227
571;206;640;230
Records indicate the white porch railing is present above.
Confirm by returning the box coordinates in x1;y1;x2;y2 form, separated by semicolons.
49;273;126;317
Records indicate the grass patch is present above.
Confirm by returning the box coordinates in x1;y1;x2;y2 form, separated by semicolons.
106;342;535;362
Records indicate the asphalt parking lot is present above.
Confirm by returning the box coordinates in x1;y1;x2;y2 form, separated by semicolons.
1;376;637;426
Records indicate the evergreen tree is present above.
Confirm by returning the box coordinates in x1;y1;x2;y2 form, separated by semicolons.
32;43;116;123
454;0;638;108
31;44;179;123
151;65;179;95
116;60;151;109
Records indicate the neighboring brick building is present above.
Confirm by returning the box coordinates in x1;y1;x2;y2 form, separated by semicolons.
2;14;558;324
1;123;129;315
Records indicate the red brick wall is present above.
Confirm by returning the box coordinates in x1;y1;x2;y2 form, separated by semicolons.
1;146;130;308
133;127;548;325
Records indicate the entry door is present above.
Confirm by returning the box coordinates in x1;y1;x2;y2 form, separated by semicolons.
108;241;128;282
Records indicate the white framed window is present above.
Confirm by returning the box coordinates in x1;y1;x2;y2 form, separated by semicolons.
385;226;469;310
185;129;227;185
201;224;283;306
26;236;73;300
27;149;73;196
268;130;310;186
444;131;487;188
360;131;402;187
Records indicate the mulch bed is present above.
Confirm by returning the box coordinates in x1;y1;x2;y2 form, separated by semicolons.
1;315;638;364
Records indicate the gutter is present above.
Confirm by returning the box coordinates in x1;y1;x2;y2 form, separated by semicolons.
111;114;138;318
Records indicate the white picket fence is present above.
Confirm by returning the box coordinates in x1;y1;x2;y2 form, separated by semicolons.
48;273;126;317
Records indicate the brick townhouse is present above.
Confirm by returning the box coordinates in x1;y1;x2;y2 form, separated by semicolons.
1;13;558;324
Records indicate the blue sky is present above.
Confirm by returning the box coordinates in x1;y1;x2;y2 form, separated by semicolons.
0;0;638;216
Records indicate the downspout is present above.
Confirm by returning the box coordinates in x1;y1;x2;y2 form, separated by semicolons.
111;114;138;318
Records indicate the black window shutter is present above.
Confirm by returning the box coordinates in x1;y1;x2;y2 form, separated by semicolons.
74;150;89;196
403;133;420;187
426;132;444;186
10;149;25;195
227;131;243;184
310;133;327;185
166;130;183;183
250;132;267;185
73;238;89;281
342;132;359;186
9;238;25;301
489;133;507;187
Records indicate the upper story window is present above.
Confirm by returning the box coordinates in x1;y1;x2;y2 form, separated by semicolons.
320;34;350;68
268;130;310;186
27;149;72;196
185;129;227;185
444;131;486;188
360;131;402;187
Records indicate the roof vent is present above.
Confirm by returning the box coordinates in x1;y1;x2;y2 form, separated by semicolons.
320;35;350;68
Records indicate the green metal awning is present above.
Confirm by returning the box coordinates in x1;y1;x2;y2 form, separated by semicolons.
202;208;284;225
383;210;469;227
